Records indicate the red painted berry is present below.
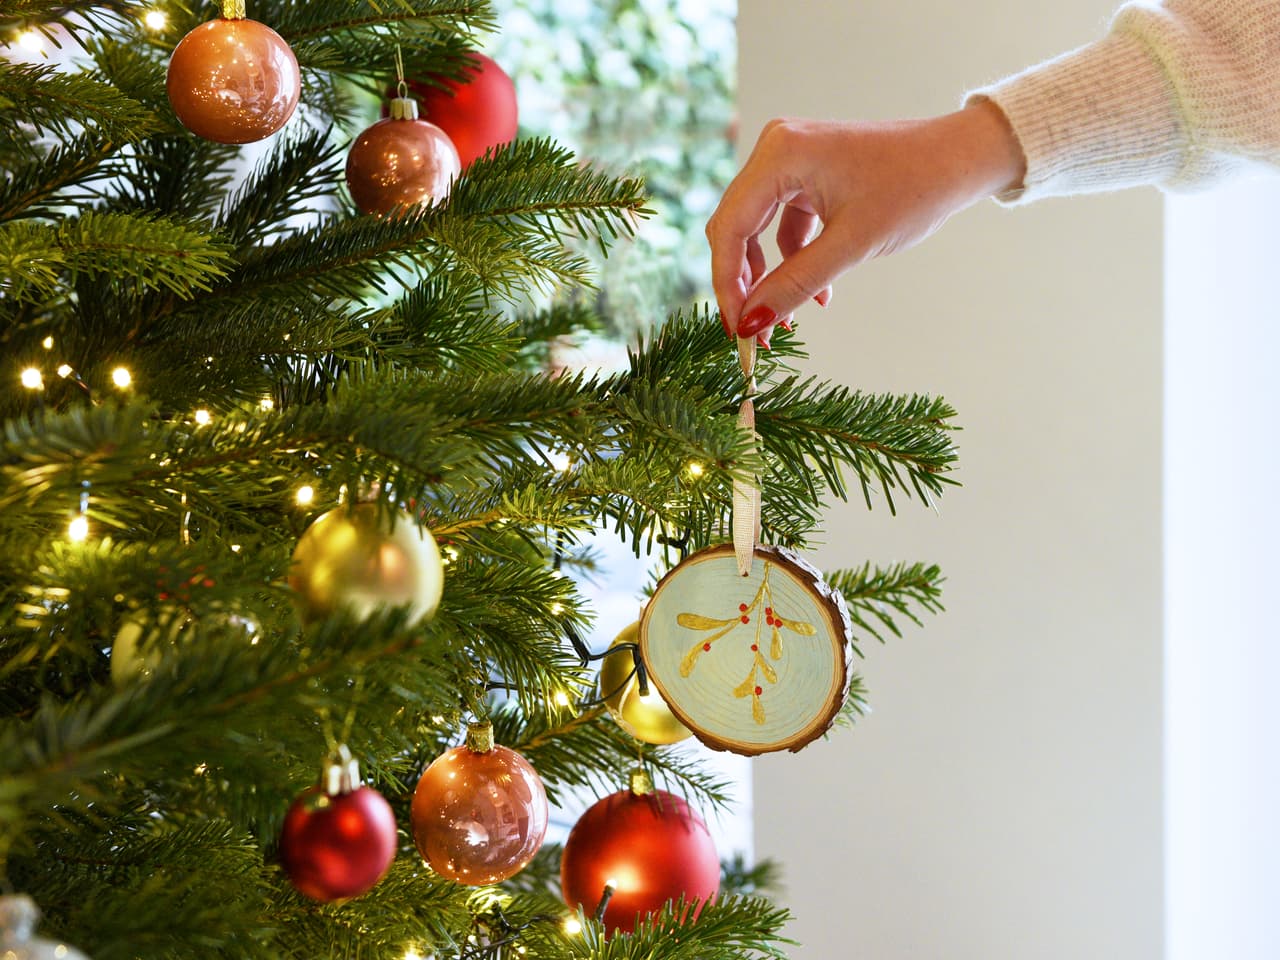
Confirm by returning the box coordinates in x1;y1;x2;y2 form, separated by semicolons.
738;603;748;612
754;686;763;696
740;615;749;624
751;644;758;652
703;643;711;652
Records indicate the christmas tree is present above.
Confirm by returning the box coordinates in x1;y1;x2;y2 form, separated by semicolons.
0;2;956;957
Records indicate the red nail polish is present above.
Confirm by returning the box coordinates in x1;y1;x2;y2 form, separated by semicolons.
779;318;793;332
738;305;777;338
756;333;771;350
814;289;831;308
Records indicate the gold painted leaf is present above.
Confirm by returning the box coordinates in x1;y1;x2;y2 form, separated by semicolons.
786;620;817;636
677;612;732;630
752;695;766;724
680;644;703;677
759;656;778;684
733;673;756;698
770;627;782;660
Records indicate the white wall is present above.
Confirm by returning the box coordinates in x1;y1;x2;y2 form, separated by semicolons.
741;2;1167;957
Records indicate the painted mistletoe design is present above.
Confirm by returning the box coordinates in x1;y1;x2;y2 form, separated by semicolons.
676;561;817;724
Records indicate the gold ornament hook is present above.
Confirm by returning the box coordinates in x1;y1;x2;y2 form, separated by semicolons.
220;0;246;20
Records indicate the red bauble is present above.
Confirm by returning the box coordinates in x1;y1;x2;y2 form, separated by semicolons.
346;98;461;215
400;53;517;168
279;751;397;902
561;773;720;934
411;722;548;885
166;15;300;144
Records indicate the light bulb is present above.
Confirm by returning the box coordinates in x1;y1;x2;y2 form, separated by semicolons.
16;29;43;52
67;515;89;542
143;9;167;30
20;368;43;390
562;918;582;936
259;396;275;411
553;691;571;708
41;336;53;350
295;485;315;506
193;409;212;426
56;364;72;378
687;461;705;478
111;366;132;388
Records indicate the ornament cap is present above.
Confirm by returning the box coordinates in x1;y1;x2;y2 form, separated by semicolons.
629;766;654;796
323;744;362;796
389;97;420;121
220;0;246;19
0;894;39;940
466;721;494;754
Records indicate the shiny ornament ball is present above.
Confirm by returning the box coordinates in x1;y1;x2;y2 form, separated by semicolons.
411;723;548;885
346;102;461;214
0;896;90;960
166;16;300;144
600;621;692;745
402;53;517;168
289;503;443;625
561;776;720;934
111;607;259;685
279;783;397;902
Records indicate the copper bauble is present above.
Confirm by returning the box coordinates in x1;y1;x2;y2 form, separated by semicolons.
166;15;300;144
289;503;443;625
279;748;397;902
346;98;461;215
561;771;720;934
411;722;548;885
600;622;692;745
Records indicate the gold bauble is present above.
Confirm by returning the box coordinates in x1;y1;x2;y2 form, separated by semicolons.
289;503;443;625
599;622;692;745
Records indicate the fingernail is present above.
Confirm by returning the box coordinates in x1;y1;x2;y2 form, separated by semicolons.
738;305;777;338
813;288;831;308
756;333;771;350
779;317;793;332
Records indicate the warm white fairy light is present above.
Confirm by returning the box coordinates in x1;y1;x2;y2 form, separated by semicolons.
20;368;43;390
402;948;425;960
230;543;242;552
111;366;132;388
56;364;72;378
562;918;582;936
295;485;315;506
431;714;446;724
41;336;53;350
67;515;89;542
687;461;705;478
553;691;571;708
142;9;167;30
193;409;212;426
259;396;275;411
16;29;43;52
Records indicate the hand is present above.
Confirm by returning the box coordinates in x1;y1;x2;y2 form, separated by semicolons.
705;99;1025;343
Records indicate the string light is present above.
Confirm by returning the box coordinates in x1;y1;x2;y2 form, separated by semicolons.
549;602;564;615
295;485;315;506
687;461;705;478
16;29;43;52
142;9;167;30
193;409;212;426
553;691;571;708
230;544;242;553
41;336;53;350
259;396;275;411
56;364;72;378
111;366;132;388
20;368;43;390
67;515;89;542
562;918;582;936
402;948;425;960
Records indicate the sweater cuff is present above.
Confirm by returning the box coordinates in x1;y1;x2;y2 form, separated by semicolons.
964;30;1187;205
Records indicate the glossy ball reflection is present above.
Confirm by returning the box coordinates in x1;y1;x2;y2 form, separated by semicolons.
401;53;518;168
279;785;397;902
561;787;720;934
346;116;461;215
289;503;444;625
166;17;300;144
411;740;548;885
600;622;692;745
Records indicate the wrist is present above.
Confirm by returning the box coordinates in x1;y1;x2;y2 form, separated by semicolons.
943;99;1026;204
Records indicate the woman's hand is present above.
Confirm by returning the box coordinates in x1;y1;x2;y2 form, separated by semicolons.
705;99;1026;343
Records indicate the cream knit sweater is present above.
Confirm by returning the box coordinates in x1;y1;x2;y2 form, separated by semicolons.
966;0;1280;204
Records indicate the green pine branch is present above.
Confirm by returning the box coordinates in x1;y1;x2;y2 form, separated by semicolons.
0;60;157;144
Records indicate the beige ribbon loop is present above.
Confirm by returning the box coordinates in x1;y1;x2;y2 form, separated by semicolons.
732;336;761;576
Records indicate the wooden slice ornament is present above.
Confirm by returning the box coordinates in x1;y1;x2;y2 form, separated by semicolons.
639;333;853;754
639;543;853;755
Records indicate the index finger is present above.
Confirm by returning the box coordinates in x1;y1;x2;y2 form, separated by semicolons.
706;161;786;332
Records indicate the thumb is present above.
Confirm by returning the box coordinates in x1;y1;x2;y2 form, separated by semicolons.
735;232;852;338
